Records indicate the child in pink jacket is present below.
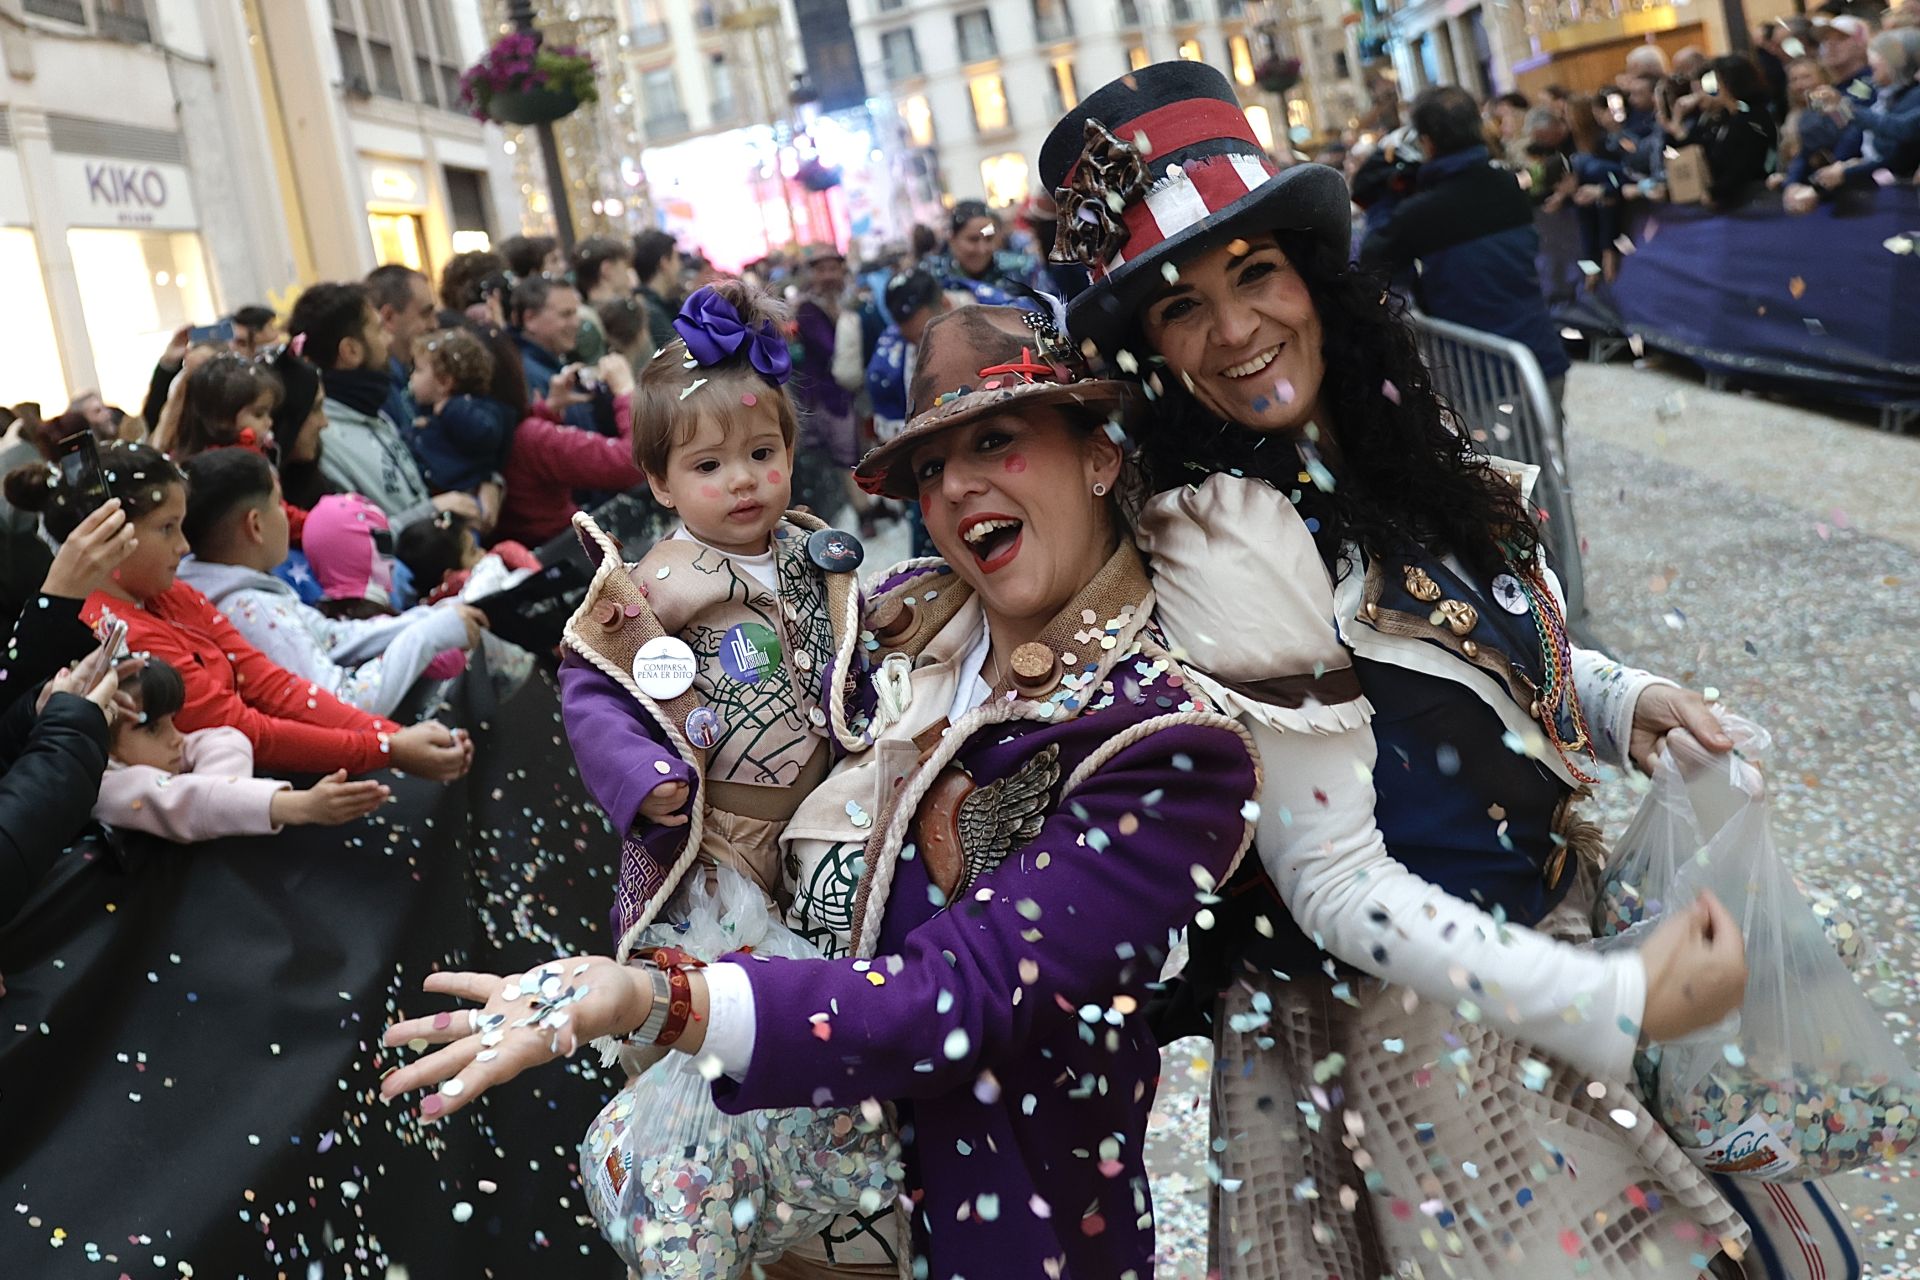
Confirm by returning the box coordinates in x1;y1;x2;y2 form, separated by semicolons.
94;659;390;842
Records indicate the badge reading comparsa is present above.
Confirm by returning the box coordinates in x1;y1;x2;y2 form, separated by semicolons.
632;635;698;699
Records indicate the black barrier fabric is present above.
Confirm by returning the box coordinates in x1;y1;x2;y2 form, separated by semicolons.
1609;187;1920;404
0;663;625;1277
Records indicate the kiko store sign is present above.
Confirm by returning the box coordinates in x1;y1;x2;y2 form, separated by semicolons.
55;156;199;232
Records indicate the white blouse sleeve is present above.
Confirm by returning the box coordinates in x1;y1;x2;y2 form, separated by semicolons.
1246;715;1647;1081
700;961;759;1082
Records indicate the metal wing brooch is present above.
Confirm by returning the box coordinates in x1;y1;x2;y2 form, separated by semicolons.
915;743;1062;901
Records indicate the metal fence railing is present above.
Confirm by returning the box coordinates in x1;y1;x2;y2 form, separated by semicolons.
1406;311;1588;627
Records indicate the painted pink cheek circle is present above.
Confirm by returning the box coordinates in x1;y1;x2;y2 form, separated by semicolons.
766;470;783;485
1003;454;1028;474
700;485;723;500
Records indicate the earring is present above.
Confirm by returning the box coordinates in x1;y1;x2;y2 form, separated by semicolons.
1092;482;1109;497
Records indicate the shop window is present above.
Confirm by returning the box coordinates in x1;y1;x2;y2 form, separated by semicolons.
1128;45;1151;71
900;93;935;148
1178;38;1204;62
65;228;214;413
1230;34;1255;86
1244;104;1275;151
956;9;996;63
979;152;1029;208
1049;57;1078;114
1117;0;1142;26
881;28;921;81
367;211;427;272
0;229;69;410
968;72;1011;134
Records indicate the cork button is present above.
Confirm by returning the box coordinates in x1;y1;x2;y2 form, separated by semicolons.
623;602;644;618
594;600;621;629
1009;642;1062;695
871;597;916;644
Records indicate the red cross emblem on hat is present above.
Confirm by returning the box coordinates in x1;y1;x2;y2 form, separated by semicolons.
976;347;1056;383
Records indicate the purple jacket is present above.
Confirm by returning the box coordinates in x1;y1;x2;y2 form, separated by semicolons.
564;548;1258;1276
792;296;854;420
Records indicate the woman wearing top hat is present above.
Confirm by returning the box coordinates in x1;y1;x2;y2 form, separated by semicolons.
1037;61;1767;1278
382;303;1262;1279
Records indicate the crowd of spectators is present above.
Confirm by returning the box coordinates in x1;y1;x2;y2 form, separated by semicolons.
1348;6;1919;245
0;190;1086;917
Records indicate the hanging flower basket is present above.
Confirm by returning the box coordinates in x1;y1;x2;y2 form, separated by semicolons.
1255;56;1302;95
459;31;598;126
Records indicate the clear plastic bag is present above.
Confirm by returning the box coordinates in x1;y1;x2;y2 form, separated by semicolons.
1594;713;1919;1181
580;863;900;1276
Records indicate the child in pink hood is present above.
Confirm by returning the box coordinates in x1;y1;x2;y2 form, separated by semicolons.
302;493;468;680
95;659;390;842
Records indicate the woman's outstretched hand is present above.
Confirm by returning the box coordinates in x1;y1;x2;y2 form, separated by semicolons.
381;957;646;1121
1628;684;1733;775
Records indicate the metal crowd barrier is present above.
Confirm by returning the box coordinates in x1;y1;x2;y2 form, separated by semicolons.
1405;311;1588;627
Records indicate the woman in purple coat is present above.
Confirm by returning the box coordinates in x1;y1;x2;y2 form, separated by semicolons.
382;305;1262;1279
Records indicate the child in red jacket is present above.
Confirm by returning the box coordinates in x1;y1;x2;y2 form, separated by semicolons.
6;441;470;782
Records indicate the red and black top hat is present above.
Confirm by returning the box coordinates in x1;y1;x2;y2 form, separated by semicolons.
1039;61;1351;356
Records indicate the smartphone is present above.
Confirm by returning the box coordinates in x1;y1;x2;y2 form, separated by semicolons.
188;317;236;346
58;430;118;507
92;616;129;667
1606;91;1625;124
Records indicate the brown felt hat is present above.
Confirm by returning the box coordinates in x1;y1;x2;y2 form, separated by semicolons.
853;305;1142;500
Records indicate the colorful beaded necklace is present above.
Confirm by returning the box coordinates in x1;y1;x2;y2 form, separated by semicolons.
1507;553;1599;785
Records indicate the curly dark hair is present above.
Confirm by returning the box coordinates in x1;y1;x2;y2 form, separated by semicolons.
1129;229;1539;581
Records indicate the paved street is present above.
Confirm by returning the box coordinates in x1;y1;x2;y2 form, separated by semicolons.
1146;360;1920;1277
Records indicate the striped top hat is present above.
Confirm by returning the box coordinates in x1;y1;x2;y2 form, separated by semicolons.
1039;61;1351;356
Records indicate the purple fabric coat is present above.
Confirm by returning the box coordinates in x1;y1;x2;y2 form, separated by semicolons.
563;641;1257;1277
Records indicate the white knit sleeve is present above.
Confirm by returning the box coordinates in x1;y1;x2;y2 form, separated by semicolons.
1247;716;1647;1080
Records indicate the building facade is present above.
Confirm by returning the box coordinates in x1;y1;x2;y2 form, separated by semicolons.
1;0;524;415
848;0;1357;220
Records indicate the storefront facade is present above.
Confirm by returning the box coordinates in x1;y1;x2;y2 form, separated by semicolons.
0;0;524;419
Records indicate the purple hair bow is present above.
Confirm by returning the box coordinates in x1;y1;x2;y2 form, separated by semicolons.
672;285;792;385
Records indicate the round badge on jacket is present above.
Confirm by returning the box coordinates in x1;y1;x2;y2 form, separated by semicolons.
807;528;865;573
632;636;698;699
1491;573;1531;615
719;622;783;685
684;706;722;749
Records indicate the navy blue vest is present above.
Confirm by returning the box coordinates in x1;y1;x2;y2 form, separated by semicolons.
1191;548;1577;985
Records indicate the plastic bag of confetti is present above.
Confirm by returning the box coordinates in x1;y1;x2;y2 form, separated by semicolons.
1600;713;1920;1181
580;864;899;1276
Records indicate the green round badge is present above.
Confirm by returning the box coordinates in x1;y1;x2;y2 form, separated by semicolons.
719;622;783;684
